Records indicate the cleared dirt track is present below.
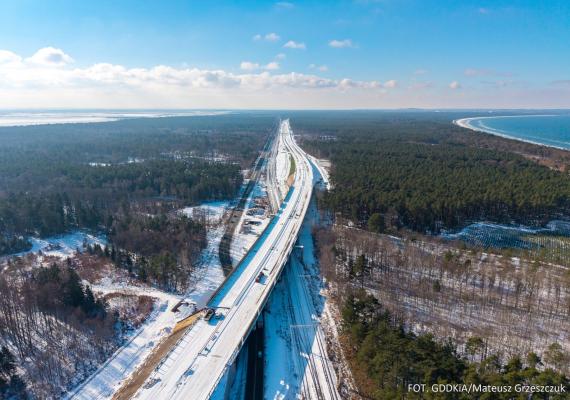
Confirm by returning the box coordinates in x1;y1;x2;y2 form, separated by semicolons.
112;312;203;400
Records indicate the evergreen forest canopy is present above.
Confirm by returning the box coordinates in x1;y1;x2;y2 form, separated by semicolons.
293;111;570;233
0;113;274;255
342;290;569;400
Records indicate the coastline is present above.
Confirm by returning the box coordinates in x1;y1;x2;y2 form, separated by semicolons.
453;115;569;151
0;110;230;128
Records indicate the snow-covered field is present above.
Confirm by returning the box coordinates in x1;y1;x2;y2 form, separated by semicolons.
12;230;107;258
307;154;331;190
180;200;230;224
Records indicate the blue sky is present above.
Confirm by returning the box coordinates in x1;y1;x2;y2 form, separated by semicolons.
0;0;569;108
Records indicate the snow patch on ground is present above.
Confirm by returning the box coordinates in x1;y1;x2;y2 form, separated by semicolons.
229;181;271;266
180;201;230;223
275;135;291;200
66;284;180;400
307;155;332;190
184;202;231;309
67;200;233;399
12;231;107;259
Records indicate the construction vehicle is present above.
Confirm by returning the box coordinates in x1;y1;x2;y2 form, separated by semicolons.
203;308;215;321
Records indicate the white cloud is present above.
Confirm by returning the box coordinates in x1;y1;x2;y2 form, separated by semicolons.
240;61;260;71
309;64;328;72
265;62;280;70
449;81;461;89
275;53;286;60
0;50;22;65
253;32;281;42
283;40;306;49
241;61;280;71
414;69;428;75
480;80;514;88
4;46;565;109
464;68;512;77
464;68;490;77
265;33;280;42
275;2;294;9
328;39;354;48
0;48;382;95
384;79;397;88
26;47;73;66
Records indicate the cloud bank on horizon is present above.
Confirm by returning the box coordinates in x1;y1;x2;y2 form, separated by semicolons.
0;46;399;108
0;0;569;109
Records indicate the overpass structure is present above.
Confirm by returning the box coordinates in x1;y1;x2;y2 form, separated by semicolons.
135;119;315;400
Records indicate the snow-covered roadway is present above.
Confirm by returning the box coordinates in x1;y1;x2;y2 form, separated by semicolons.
134;119;314;400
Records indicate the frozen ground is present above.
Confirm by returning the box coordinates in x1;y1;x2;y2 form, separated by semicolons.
12;230;107;258
441;220;570;248
180;200;230;223
67;201;233;399
335;225;570;370
307;154;331;190
229;181;271;266
66;284;180;400
68;120;330;400
184;201;231;309
275;133;292;201
227;125;289;267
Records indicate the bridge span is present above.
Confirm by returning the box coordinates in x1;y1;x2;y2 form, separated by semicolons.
135;119;314;400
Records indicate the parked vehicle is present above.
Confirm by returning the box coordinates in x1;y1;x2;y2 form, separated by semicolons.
203;308;215;321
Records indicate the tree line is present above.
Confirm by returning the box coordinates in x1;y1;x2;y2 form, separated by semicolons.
0;263;117;398
87;212;207;291
0;114;273;255
317;223;570;372
342;290;569;399
294;111;570;234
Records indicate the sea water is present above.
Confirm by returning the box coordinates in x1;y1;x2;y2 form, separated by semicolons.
458;114;570;150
